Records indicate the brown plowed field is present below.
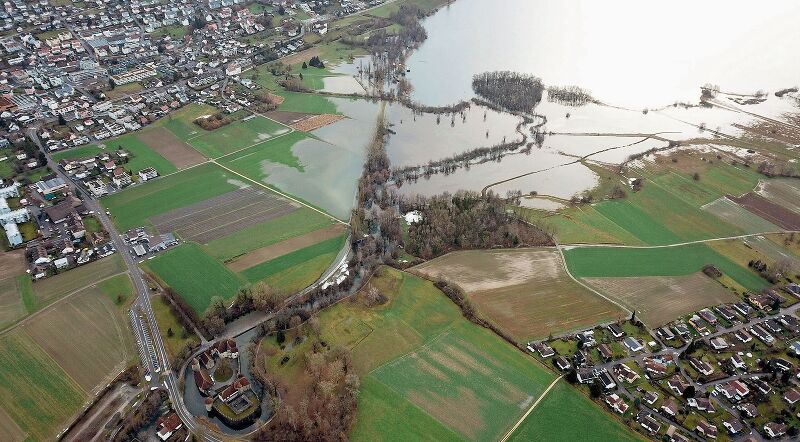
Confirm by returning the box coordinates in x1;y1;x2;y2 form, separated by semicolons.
150;187;299;243
584;273;738;327
730;192;800;230
412;249;625;342
228;224;346;272
137;127;206;168
0;249;26;280
290;114;345;132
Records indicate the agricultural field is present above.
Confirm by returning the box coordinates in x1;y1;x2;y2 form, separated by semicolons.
583;273;738;327
52;132;177;175
730;192;800;230
509;382;643;442
217;130;307;173
28;255;125;309
144;243;244;314
0;331;86;441
136;127;206;168
102;163;242;230
262;267;572;441
228;224;345;271
149;186;301;243
209;208;337;262
522;205;644;245
240;234;346;284
702;197;780;234
20;284;135;392
0;277;25;330
756;178;800;214
412;249;626;342
564;243;769;292
96;273;135;305
152;103;219;140
186;115;290;158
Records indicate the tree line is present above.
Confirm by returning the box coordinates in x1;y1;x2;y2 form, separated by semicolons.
472;71;545;113
546;85;594;106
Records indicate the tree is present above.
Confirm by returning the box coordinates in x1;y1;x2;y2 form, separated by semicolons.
58;114;66;126
682;385;696;399
302;61;307;69
167;327;174;337
276;329;286;344
589;381;602;398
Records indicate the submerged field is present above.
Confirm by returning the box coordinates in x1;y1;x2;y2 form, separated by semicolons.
412;249;625;342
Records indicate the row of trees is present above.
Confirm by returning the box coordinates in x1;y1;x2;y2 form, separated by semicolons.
193;113;237;130
400;191;554;259
472;71;545;113
546;85;594;106
113;389;167;442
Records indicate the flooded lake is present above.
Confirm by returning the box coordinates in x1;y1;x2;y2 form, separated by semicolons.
406;0;800;109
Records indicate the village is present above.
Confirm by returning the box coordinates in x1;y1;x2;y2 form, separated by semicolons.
529;282;800;441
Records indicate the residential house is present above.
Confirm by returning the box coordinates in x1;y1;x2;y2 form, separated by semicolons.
688;397;715;413
783;387;800;405
637;413;661;434
750;324;775;345
722;417;743;435
139;167;158;181
688;357;714;376
554;356;571;372
734;329;752;344
623;336;643;353
613;363;640;384
714;305;737;322
156;413;183;441
709;337;728;351
607;323;624;338
764;422;786;438
698;309;718;325
738;403;759;418
644;391;659;406
667;375;690;396
658;327;676;341
112;167;131;187
597;369;616;391
576;367;597;384
604;394;629;414
715;380;749;402
732;302;753;318
696;420;717;439
598;343;613;361
644;359;668;378
529;342;554;358
730;354;746;370
661;399;678;417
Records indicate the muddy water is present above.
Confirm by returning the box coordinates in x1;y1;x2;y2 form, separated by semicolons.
405;0;800;109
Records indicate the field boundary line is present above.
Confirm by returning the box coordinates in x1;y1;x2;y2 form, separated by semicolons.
555;244;632;316
499;375;562;442
367;324;456;376
562;231;800;250
212;161;348;225
0;271;129;336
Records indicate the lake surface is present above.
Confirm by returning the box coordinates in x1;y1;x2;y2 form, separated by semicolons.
406;0;800;108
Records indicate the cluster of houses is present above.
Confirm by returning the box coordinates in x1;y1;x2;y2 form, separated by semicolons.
528;290;800;441
24;191;114;279
58;147;160;197
191;339;241;396
123;227;178;259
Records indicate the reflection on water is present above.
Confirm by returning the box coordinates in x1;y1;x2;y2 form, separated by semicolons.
406;0;800;108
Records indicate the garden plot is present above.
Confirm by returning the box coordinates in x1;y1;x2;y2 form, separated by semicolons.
412;249;625;342
756;179;800;214
730;192;800;230
149;187;299;243
583;273;739;327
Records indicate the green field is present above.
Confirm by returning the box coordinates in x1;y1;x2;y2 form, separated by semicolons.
16;274;35;315
97;273;134;306
187;115;290;158
31;256;125;308
564;244;768;292
275;91;339;114
524;205;644;245
260;250;341;294
102;163;240;230
145;243;244;314
510;382;642;442
152;103;219;140
206;208;335;261
241;235;345;283
0;332;86;441
218;130;307;176
352;377;464;442
51;133;177;175
594;199;681;245
152;296;200;359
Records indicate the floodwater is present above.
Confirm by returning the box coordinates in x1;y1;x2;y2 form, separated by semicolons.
406;0;800;109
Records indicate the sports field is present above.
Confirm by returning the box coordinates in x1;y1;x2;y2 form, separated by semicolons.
0;332;86;441
21;285;135;392
145;243;244;314
149;186;300;243
186;115;291;158
510;382;642;442
583;273;738;327
412;249;625;342
102;163;242;230
51;133;177;175
564;243;768;292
